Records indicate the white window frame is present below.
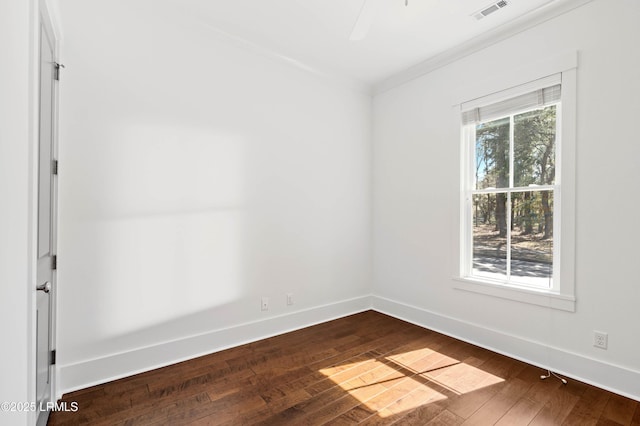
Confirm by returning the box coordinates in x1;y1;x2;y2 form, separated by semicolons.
453;52;577;312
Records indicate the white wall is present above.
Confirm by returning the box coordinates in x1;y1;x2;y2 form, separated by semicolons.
53;0;640;402
56;0;372;393
0;0;36;425
373;0;640;399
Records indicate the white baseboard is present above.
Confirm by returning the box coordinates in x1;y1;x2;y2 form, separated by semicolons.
57;294;640;403
372;295;640;402
56;295;373;399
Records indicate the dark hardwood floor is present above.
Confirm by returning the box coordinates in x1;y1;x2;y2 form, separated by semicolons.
48;311;640;425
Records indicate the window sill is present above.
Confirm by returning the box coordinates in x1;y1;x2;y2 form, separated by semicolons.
453;277;575;312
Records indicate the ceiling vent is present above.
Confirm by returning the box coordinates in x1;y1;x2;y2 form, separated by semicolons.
473;0;509;20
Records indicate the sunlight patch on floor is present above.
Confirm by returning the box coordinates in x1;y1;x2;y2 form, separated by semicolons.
420;361;504;394
319;350;504;417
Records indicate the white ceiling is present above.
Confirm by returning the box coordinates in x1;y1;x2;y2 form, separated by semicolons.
170;0;575;88
54;0;585;90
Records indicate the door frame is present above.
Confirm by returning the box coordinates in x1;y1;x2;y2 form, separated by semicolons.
33;0;60;422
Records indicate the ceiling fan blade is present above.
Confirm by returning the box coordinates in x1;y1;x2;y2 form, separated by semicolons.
349;0;381;41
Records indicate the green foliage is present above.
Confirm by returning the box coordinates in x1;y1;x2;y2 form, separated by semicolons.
514;106;556;187
475;117;509;189
473;106;556;239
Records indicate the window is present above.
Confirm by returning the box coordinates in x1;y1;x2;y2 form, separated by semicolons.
456;70;576;311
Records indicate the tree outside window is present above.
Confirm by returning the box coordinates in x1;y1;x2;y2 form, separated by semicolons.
467;102;558;288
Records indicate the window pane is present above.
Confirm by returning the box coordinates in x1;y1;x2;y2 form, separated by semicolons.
475;117;510;190
514;106;556;187
510;191;553;287
472;194;507;280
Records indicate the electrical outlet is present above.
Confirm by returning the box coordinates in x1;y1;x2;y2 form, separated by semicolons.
261;297;269;311
594;331;608;349
286;293;294;306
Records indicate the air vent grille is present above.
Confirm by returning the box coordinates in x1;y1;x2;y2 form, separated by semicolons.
473;0;509;20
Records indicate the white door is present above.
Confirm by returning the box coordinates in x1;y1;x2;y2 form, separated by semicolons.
36;10;58;426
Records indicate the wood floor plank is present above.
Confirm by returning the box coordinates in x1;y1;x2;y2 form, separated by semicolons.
259;354;404;424
519;367;563;405
529;385;580;426
252;321;426;406
424;409;465;425
48;311;640;426
460;378;532;425
374;376;448;419
124;392;213;426
561;413;599;426
631;404;640;426
384;402;447;425
562;384;611;424
356;376;438;425
320;336;473;424
331;365;448;424
439;382;501;420
495;397;544;425
66;366;255;425
329;403;381;424
600;393;638;425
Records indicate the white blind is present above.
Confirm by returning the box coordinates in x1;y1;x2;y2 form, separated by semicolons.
462;84;561;125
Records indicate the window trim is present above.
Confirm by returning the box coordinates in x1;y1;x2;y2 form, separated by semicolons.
452;53;577;312
463;89;560;291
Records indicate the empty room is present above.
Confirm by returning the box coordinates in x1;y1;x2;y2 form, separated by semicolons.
2;0;639;424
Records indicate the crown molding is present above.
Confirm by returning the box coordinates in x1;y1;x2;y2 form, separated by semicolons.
373;0;595;95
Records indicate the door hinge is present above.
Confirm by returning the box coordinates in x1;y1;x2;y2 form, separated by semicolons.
52;159;58;175
50;350;56;365
54;62;65;81
51;255;57;270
